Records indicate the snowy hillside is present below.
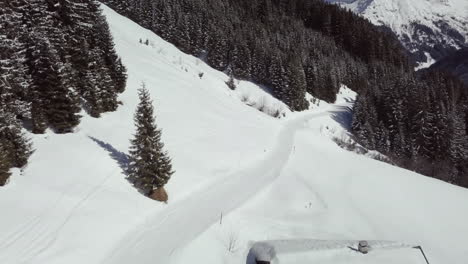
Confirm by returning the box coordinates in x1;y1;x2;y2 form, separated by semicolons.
1;4;468;264
326;0;468;66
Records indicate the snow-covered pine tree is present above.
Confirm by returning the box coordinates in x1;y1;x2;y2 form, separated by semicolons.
0;140;11;186
113;57;127;93
128;84;173;195
0;0;130;178
92;9;127;94
29;38;81;133
250;43;268;83
207;29;229;71
0;109;33;169
269;53;287;101
448;110;468;184
286;54;309;111
0;0;31;119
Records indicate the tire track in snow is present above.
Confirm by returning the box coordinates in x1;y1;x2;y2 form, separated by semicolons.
0;153;119;263
295;172;329;210
0;195;64;250
20;167;119;263
103;108;334;264
0;181;75;264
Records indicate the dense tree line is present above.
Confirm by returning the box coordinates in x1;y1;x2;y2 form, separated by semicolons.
103;0;468;187
353;68;468;187
103;0;406;108
0;0;127;183
0;109;32;186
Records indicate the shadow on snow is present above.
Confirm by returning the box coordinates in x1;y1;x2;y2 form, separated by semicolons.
88;136;130;176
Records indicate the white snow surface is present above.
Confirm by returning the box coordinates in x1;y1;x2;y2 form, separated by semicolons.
415;52;437;70
1;4;468;264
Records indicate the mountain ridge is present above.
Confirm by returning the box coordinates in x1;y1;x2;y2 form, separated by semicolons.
326;0;468;65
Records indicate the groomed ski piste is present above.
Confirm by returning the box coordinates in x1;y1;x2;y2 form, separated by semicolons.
1;4;468;264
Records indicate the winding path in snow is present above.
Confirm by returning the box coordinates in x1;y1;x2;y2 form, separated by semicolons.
103;108;335;264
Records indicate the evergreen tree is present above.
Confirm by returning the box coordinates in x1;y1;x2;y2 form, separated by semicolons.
29;39;81;133
0;109;33;169
286;55;309;110
0;140;11;186
129;84;174;195
92;10;127;94
0;1;31;118
449;111;468;184
207;29;229;71
0;0;128;176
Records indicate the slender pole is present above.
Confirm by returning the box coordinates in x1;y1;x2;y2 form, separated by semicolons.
220;212;223;225
413;246;430;264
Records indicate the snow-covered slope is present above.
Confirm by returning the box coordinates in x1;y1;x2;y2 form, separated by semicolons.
1;4;468;264
326;0;468;66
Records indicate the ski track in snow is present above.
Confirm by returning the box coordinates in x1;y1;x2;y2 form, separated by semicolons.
0;166;119;264
24;167;120;262
102;109;335;264
294;172;329;210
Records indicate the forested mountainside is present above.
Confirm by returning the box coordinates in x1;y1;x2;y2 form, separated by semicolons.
429;48;468;85
0;0;127;185
325;0;468;65
102;0;468;187
103;0;410;110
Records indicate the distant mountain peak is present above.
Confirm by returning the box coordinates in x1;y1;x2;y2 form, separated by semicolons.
326;0;468;66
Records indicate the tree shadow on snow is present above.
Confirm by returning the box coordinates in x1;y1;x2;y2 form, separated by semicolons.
88;136;151;196
329;104;354;132
88;136;130;176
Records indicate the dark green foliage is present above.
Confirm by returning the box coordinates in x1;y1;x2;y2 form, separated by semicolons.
0;0;127;179
0;0;31;120
0;109;33;184
129;85;174;195
0;1;34;172
0;141;11;186
29;39;81;133
1;0;127;133
286;55;309;111
352;68;468;187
